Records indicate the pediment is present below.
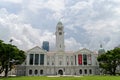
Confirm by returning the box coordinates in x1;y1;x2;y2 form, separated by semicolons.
76;48;93;54
26;46;46;54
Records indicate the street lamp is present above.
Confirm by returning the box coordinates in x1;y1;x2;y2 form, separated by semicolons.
8;39;13;76
9;39;13;44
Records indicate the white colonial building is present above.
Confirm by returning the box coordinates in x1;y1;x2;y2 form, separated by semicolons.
16;22;100;76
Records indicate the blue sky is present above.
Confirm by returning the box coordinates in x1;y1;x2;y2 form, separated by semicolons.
0;0;120;51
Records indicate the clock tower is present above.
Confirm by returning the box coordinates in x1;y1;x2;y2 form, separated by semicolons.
55;21;65;52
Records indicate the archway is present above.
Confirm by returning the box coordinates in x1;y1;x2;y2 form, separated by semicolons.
58;70;63;75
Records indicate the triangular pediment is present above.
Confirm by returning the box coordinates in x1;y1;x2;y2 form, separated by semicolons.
26;46;46;54
75;48;93;54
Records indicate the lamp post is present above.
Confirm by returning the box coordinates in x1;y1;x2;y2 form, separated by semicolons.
5;39;14;77
8;39;13;76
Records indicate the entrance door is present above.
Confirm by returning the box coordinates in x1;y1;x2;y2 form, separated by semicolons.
58;70;63;75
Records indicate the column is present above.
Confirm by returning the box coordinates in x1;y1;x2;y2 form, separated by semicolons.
27;54;29;65
44;55;47;66
76;54;78;66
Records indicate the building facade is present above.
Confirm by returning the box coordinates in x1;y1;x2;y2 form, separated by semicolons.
16;22;99;76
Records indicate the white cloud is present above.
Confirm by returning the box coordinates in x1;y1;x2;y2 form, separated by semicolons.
0;8;55;50
65;37;82;51
0;0;23;4
83;20;120;50
0;0;120;51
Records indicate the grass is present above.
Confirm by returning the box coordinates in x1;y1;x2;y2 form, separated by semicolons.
0;76;120;80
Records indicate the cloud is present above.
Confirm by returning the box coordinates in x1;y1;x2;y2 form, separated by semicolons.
0;8;55;50
1;0;23;4
65;37;82;51
0;0;120;51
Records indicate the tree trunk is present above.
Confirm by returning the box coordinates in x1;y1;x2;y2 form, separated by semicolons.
4;65;8;77
113;67;116;76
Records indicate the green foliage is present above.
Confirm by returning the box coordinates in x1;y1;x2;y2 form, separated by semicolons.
0;76;120;80
97;48;120;75
0;40;26;77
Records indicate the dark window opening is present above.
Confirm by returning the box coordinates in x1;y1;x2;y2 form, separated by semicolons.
75;55;76;65
40;70;43;75
47;62;49;65
29;54;33;65
84;69;87;74
35;54;39;65
52;62;54;65
79;69;82;74
83;54;87;65
67;62;69;65
40;54;44;65
29;69;32;75
89;69;92;74
59;32;62;35
34;70;38;75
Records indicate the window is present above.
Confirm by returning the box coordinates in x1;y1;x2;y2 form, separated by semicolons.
47;62;49;65
75;55;76;65
89;69;92;74
29;54;34;65
47;56;50;65
66;56;69;65
60;45;61;48
88;54;92;65
29;69;32;75
83;54;87;65
34;70;38;75
71;62;73;65
67;62;69;65
84;69;87;74
59;32;62;35
35;54;39;65
52;56;55;65
79;69;82;74
59;61;62;65
40;70;43;75
52;62;54;65
78;54;82;65
40;54;44;65
71;56;73;65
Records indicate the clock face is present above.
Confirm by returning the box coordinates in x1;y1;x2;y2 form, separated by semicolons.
58;27;62;31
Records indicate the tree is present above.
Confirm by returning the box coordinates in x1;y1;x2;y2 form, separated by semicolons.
97;48;120;75
0;40;26;77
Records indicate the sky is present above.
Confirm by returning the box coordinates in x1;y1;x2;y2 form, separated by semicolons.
0;0;120;51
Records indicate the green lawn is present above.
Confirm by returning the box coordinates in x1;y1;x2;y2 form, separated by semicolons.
0;76;120;80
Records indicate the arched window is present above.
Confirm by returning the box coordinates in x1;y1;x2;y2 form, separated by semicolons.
40;70;43;75
89;69;92;74
29;69;32;75
79;69;82;74
34;69;38;75
84;69;87;74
